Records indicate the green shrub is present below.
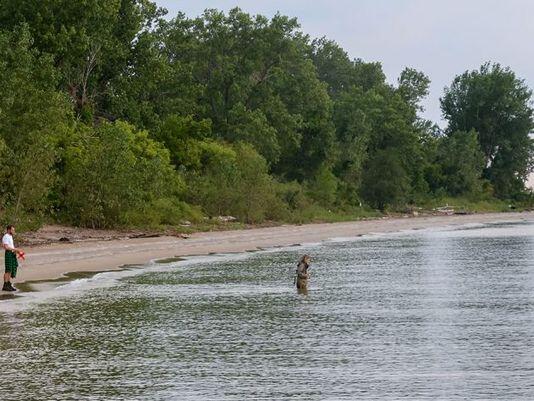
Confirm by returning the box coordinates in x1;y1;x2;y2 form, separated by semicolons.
62;121;181;228
186;142;279;223
122;198;203;228
307;164;339;207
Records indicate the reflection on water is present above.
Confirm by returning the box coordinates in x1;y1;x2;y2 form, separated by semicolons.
0;221;533;400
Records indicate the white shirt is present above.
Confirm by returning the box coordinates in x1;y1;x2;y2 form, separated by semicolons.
2;233;14;250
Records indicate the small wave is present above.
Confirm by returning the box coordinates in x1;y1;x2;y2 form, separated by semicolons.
2;218;531;313
0;245;308;313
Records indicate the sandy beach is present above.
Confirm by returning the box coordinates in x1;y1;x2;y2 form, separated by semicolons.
10;211;534;284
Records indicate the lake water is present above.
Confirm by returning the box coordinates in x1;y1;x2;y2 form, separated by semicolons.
0;220;533;400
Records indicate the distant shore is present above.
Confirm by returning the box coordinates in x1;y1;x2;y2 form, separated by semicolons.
12;211;534;286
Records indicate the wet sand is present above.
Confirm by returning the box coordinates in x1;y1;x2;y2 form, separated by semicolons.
11;212;534;284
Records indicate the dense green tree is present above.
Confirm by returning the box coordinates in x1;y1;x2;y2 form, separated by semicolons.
441;63;534;198
311;38;385;96
334;83;427;208
158;8;336;179
310;38;355;97
398;68;431;111
361;149;411;210
1;4;529;230
311;39;430;208
0;0;165;118
332;86;373;203
427;131;485;196
110;16;203;129
155;115;212;169
0;27;73;224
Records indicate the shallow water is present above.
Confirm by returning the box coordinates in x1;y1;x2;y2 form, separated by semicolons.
0;221;533;400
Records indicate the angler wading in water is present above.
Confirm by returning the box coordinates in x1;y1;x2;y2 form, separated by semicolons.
295;255;311;294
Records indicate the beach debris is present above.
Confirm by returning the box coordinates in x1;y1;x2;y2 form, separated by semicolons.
401;207;422;217
454;210;470;215
174;233;190;239
434;205;455;215
217;215;237;223
129;233;161;239
59;237;71;242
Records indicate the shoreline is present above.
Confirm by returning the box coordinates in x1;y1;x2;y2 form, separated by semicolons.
10;211;534;286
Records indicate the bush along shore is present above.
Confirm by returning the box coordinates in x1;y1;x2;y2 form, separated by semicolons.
0;2;533;234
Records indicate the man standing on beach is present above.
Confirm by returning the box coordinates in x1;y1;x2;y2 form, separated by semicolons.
3;225;23;291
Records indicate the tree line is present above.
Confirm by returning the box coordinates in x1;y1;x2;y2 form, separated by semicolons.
0;1;532;229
